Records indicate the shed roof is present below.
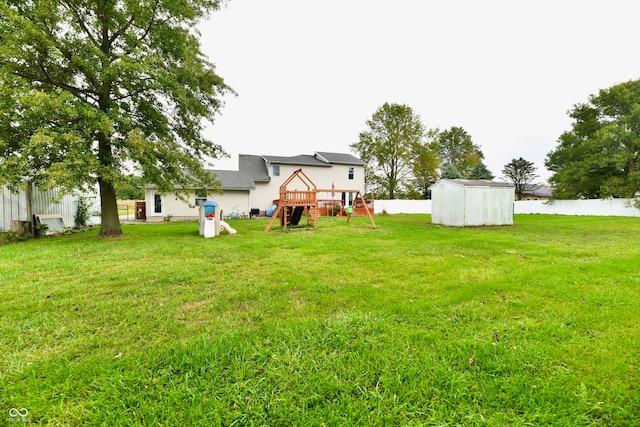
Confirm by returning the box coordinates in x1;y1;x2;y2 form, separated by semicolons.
429;179;515;189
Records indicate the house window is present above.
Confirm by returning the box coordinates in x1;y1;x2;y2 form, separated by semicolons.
273;165;280;177
348;167;354;180
195;190;207;206
154;194;162;214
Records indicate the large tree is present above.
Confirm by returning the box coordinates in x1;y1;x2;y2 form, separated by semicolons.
502;157;538;200
546;79;640;199
409;138;439;199
351;102;426;199
0;0;232;236
434;126;484;177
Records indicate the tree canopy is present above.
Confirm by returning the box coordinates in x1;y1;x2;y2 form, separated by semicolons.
502;157;538;200
545;79;640;199
433;126;484;177
0;0;232;236
468;161;495;180
409;138;440;199
441;163;463;179
351;102;431;199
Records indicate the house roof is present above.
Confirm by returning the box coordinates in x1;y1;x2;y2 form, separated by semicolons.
315;152;365;166
207;170;256;191
154;151;365;190
262;154;331;167
429;179;515;189
144;169;255;191
522;184;552;198
239;154;270;182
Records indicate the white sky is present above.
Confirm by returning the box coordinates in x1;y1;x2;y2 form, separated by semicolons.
199;0;640;183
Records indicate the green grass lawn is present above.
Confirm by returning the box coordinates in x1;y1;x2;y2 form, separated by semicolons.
1;214;639;426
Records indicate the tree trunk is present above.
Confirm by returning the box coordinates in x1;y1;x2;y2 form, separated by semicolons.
98;178;122;237
25;180;34;236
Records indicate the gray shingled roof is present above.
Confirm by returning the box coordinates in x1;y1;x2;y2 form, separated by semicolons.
315;152;365;166
239;154;270;182
523;184;552;197
207;170;255;190
262;154;330;167
145;169;255;191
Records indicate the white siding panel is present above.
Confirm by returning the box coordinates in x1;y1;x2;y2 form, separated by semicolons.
148;190;251;220
1;185;82;231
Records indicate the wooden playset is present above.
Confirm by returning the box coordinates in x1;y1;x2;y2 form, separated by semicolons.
264;168;376;232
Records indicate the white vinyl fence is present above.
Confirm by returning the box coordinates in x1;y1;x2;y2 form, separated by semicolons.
373;198;640;217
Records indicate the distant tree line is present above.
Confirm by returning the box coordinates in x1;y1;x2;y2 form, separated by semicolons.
350;102;538;199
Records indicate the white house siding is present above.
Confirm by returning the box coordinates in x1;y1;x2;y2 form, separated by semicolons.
254;164;365;211
1;185;81;231
145;189;251;221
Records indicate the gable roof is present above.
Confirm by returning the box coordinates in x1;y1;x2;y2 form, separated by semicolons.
238;151;364;178
262;154;330;167
315;152;365;166
239;154;270;182
429;179;515;189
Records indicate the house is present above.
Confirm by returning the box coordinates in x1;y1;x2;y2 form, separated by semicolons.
520;184;552;200
143;151;365;221
144;170;256;222
240;152;365;210
428;179;515;226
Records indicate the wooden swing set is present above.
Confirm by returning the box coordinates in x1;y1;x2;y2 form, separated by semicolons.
264;168;376;232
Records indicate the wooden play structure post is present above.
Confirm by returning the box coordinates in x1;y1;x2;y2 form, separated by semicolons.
264;168;377;231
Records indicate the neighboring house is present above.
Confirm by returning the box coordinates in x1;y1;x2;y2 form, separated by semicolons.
1;184;94;232
429;179;515;226
144;151;366;221
520;184;552;200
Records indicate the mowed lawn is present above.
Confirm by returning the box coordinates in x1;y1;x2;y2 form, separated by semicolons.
1;214;639;426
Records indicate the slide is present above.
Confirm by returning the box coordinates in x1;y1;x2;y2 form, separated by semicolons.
220;220;237;235
290;206;305;225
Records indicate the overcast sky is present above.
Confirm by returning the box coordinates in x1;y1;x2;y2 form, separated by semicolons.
198;0;640;183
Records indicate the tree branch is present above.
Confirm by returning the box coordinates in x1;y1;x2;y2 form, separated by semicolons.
60;1;100;49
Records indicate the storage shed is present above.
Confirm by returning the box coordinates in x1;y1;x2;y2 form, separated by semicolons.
428;179;515;226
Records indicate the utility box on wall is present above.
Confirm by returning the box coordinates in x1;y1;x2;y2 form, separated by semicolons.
429;179;515;227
